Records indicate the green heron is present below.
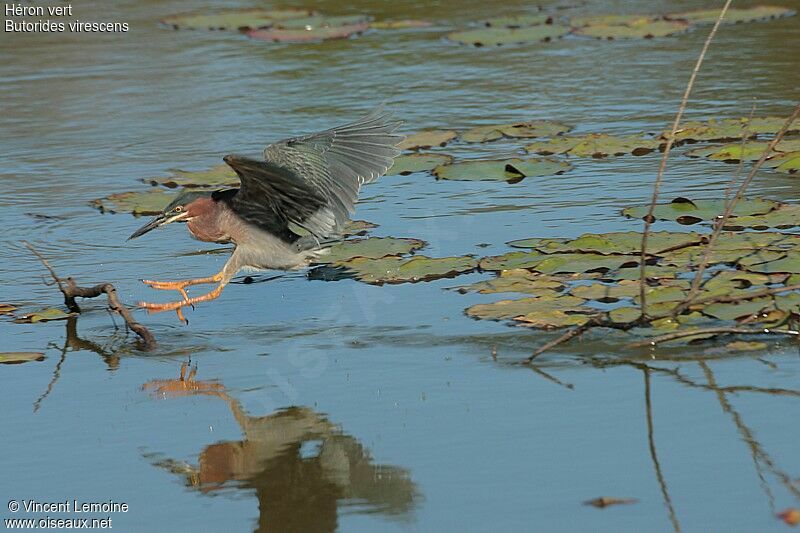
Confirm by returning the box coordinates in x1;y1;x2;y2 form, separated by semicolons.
129;108;402;321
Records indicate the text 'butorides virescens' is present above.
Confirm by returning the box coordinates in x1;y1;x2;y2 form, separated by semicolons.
129;108;403;322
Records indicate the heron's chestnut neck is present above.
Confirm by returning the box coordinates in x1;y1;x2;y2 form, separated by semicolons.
186;197;228;242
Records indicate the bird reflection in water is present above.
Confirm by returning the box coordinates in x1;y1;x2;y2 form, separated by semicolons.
143;363;418;532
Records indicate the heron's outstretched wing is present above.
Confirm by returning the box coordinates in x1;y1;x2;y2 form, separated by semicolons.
262;107;403;237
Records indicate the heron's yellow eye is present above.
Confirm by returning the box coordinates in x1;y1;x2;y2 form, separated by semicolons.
174;206;183;213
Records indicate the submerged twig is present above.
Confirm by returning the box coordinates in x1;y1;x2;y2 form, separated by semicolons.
630;327;799;348
527;315;603;362
23;241;156;350
639;0;732;317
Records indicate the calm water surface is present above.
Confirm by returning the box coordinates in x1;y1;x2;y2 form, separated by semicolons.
2;0;799;531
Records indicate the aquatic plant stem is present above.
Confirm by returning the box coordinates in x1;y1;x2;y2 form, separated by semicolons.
23;241;157;350
527;315;603;362
639;0;732;317
676;103;800;315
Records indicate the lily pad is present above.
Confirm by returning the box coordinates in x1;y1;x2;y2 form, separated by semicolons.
608;306;643;325
570;281;640;300
526;134;661;157
570;14;658;27
433;157;571;182
454;271;565;294
666;6;796;25
143;164;239;188
466;294;588;321
323;237;426;263
533;231;702;255
461;121;571;143
339;255;477;284
667;116;800;143
448;25;568;46
248;20;369;42
388;153;454;175
15;308;76;323
764;151;800;174
0;352;45;364
723;204;800;230
479;251;549;271
482;14;553;27
0;304;17;315
575;19;689;39
273;15;370;30
685;139;800;162
532;253;639;274
369;19;433;29
90;189;177;215
744;252;800;274
505;237;570;250
398;130;458;150
161;8;313;30
622;197;780;224
703;297;774;321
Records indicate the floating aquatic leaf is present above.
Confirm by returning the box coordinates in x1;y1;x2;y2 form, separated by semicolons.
505;237;570;250
161;8;313;30
388;153;453;175
570;281;639;301
575;19;689;39
632;285;687;305
15;308;76;323
0;304;17;315
667;116;800;143
248;20;369;42
482;14;553;27
583;497;639;508
526;133;661;157
454;271;565;294
704;341;768;356
447;25;568;46
273;15;370;30
369;19;433;29
461;121;571;143
612;265;680;281
339;255;477;284
343;219;378;236
0;352;45;364
466;294;588;322
479;251;549;271
608;307;642;325
703;298;773;321
532;253;638;274
323;237;425;263
535;231;701;255
433;157;571;182
143;164;239;188
622;197;779;224
666;6;796;25
662;247;782;269
570;14;657;26
685;139;800;162
745;252;800;274
724;204;800;230
398;130;458;150
764;151;800;174
515;309;594;328
91;189;177;215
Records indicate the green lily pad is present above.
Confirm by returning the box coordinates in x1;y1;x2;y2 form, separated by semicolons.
608;306;643;325
667;116;800;143
570;14;659;27
612;265;680;281
339;255;477;285
575;19;689;39
15;308;76;323
143;164;240;188
622;197;780;224
744;252;800;274
526;133;661;157
273;15;370;30
685;139;800;162
764;151;800;174
369;19;433;29
454;271;565;294
90;189;178;216
448;25;568;46
532;253;639;274
482;14;554;27
0;304;17;315
248;20;369;42
388;153;454;175
0;352;45;364
666;6;796;25
515;309;594;329
433;157;571;182
535;231;702;255
505;237;570;250
461;121;571;143
723;204;800;230
632;285;687;305
479;251;549;271
466;294;588;321
323;237;426;263
161;8;314;30
703;297;774;321
398;130;457;150
704;340;769;356
570;281;640;300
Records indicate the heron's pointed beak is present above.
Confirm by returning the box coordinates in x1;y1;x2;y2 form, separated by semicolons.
128;212;188;240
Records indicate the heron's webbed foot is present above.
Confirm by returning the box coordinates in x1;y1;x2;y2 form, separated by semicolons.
138;283;227;321
139;272;227;323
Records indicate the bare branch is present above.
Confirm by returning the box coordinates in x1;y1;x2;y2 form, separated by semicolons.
639;0;732;317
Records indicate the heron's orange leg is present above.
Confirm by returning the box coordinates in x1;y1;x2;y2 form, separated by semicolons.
142;272;224;292
138;282;227;316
